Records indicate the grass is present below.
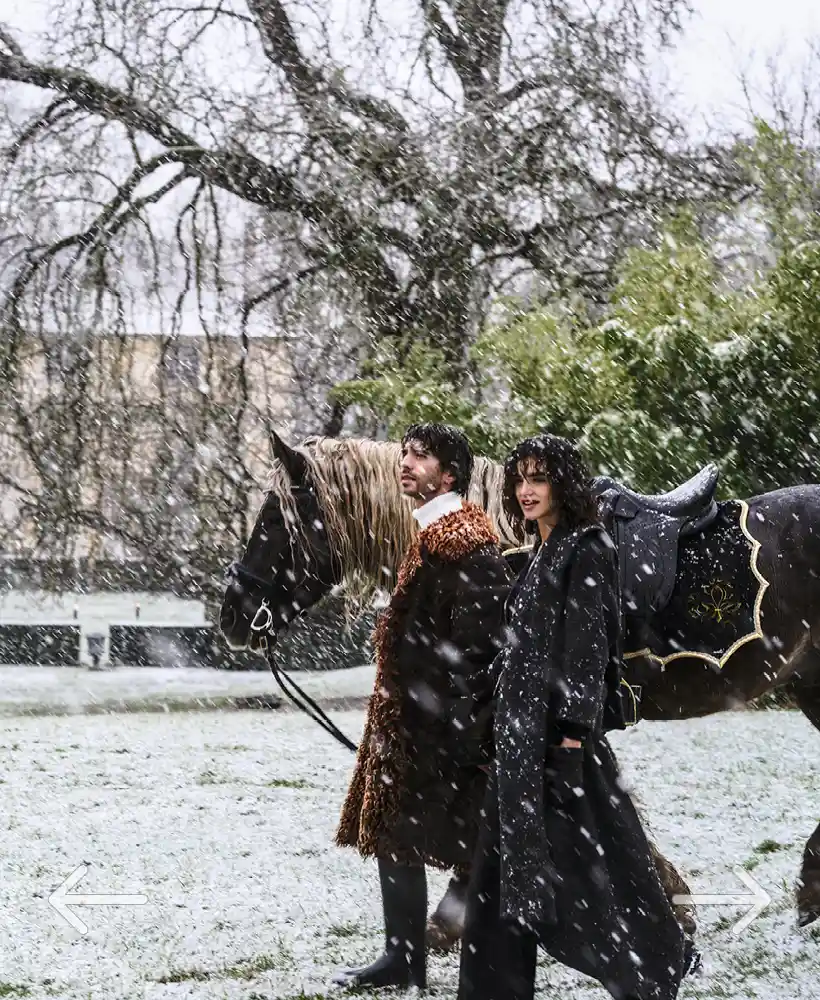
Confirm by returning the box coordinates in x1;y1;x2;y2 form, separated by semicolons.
740;837;791;871
273;994;329;1000
156;944;295;984
755;838;789;854
327;922;361;939
0;694;284;718
0;986;31;998
733;942;776;978
196;769;228;786
223;953;292;979
155;968;211;984
4;691;814;999
266;777;310;789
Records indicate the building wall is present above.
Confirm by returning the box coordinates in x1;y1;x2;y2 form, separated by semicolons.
1;331;291;572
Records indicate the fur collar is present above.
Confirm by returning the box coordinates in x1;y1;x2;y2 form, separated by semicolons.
384;502;498;601
418;500;499;560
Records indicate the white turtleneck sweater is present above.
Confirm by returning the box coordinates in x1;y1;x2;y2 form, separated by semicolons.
412;491;463;530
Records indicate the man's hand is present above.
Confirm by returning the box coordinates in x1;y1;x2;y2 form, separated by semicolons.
559;737;583;748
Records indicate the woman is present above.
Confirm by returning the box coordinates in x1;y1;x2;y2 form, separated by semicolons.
458;434;686;1000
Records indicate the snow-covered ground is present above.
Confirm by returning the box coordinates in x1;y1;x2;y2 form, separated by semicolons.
0;688;818;999
0;664;376;716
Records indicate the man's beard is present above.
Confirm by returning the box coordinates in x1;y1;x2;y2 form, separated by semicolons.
403;474;443;501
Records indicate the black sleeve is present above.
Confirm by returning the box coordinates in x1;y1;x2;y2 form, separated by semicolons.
553;535;617;736
436;547;512;757
447;547;512;700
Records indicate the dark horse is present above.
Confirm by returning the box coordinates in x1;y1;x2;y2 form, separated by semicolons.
220;432;820;930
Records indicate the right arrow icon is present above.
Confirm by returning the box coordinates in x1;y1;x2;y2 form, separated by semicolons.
672;866;771;936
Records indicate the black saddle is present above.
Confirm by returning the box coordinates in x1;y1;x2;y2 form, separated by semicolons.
593;464;720;520
595;464;720;618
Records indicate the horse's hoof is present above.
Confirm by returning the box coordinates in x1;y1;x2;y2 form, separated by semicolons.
683;939;704;979
673;906;698;938
425;918;461;954
797;882;820;927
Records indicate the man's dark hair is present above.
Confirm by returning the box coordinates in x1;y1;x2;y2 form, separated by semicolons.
502;433;600;533
401;423;474;496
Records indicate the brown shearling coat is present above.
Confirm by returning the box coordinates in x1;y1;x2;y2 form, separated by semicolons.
336;502;512;870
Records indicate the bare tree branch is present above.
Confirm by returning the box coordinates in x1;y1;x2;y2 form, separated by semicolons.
0;24;24;59
247;0;409;133
0;0;744;589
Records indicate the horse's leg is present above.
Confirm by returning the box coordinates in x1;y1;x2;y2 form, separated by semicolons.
426;867;469;952
647;838;697;936
793;672;820;926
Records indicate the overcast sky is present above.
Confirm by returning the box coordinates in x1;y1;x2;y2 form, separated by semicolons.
4;0;820;130
666;0;820;131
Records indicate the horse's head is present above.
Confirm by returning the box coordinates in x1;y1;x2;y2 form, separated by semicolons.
219;430;340;652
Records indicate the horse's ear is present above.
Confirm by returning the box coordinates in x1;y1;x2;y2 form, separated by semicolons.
268;426;309;484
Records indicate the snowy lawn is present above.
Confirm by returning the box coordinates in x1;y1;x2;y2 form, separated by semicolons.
1;703;818;999
0;664;376;716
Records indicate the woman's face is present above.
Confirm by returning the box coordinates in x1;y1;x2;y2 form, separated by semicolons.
514;459;555;523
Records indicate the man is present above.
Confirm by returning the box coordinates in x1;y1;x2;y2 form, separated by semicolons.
333;423;513;990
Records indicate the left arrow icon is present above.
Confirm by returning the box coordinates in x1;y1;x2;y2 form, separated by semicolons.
48;864;148;934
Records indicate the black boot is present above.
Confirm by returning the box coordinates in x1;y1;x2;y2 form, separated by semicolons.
332;860;427;990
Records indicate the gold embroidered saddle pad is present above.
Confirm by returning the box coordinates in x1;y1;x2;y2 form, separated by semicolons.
623;500;767;669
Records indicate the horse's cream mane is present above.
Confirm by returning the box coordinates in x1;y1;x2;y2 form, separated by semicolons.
267;436;524;592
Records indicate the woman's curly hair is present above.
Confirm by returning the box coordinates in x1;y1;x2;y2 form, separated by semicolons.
502;433;600;534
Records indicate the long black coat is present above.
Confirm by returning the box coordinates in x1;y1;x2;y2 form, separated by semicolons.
336;502;513;870
492;524;685;1000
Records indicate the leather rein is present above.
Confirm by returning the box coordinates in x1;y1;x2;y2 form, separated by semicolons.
226;559;359;754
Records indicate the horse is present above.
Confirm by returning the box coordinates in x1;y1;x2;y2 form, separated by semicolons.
220;431;820;930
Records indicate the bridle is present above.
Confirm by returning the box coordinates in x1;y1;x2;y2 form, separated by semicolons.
225;558;359;754
226;562;282;636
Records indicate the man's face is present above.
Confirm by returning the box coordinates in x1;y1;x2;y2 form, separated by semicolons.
400;439;454;503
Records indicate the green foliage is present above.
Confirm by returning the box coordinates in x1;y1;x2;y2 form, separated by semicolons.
610;212;724;333
474;307;631;444
331;342;508;456
335;127;820;497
